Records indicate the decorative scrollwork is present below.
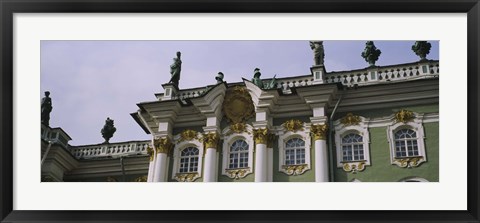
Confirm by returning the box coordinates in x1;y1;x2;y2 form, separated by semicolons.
394;109;415;123
281;164;308;175
253;128;269;144
340;113;361;126
175;173;199;182
225;168;250;179
228;123;248;135
222;86;255;124
283;119;304;132
342;161;366;173
179;129;200;142
203;132;219;149
147;146;155;161
311;124;328;140
154;137;173;154
134;175;148;182
393;156;424;168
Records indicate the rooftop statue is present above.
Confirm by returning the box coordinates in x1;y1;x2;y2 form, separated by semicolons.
309;41;325;66
169;51;182;87
361;41;381;67
216;72;224;84
41;91;53;126
101;117;116;144
251;68;277;90
412;41;432;61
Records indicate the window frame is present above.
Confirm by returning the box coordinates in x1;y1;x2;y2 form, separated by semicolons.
172;134;204;182
277;125;312;176
221;124;254;179
334;119;371;173
387;121;427;168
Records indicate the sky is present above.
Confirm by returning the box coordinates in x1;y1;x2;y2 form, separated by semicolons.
40;40;439;146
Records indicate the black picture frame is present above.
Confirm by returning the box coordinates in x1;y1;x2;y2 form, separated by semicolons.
1;0;479;222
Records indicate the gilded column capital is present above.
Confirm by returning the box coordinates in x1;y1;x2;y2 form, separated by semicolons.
154;137;173;154
147;146;155;162
203;132;219;149
253;128;268;145
311;124;328;141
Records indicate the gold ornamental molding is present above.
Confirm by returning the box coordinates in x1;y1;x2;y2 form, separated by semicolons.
394;109;415;123
203;132;219;149
283;119;304;132
253;128;269;145
281;164;308;176
225;168;250;179
342;161;366;173
175;173;199;182
147;146;155;162
154;137;173;154
311;124;328;140
222;86;255;124
134;176;148;182
340;113;361;126
178;129;200;142
228;123;249;135
393;156;424;168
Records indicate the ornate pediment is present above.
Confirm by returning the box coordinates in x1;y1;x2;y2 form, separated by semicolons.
222;86;255;124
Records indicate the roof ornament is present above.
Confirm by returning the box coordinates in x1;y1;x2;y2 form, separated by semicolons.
412;41;432;61
251;68;277;90
101;117;116;144
168;51;182;88
361;41;381;67
309;41;325;66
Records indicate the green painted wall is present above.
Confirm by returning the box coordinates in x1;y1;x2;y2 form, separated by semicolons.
333;105;439;182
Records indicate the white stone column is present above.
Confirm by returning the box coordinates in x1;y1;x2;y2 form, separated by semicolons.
152;137;172;182
267;147;273;182
253;128;268;182
311;124;329;182
203;132;219;182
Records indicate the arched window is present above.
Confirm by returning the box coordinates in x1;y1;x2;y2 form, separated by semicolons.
179;147;199;173
394;129;419;158
228;139;249;169
341;133;365;161
284;138;305;165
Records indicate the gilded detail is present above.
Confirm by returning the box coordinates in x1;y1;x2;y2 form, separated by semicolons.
154;137;173;154
311;124;328;140
229;123;248;135
106;176;118;182
147;146;155;162
179;129;199;142
282;164;308;175
394;157;424;168
253;128;269;144
340;113;361;126
395;109;415;123
203;132;219;149
134;176;148;182
222;86;255;124
226;168;250;179
283;119;304;132
342;161;366;173
175;173;199;182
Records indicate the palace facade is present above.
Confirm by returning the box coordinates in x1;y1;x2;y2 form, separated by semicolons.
41;42;439;182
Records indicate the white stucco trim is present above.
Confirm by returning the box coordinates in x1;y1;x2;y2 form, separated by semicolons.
277;124;312;176
221;124;254;179
386;117;427;168
171;133;204;182
334;117;371;173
